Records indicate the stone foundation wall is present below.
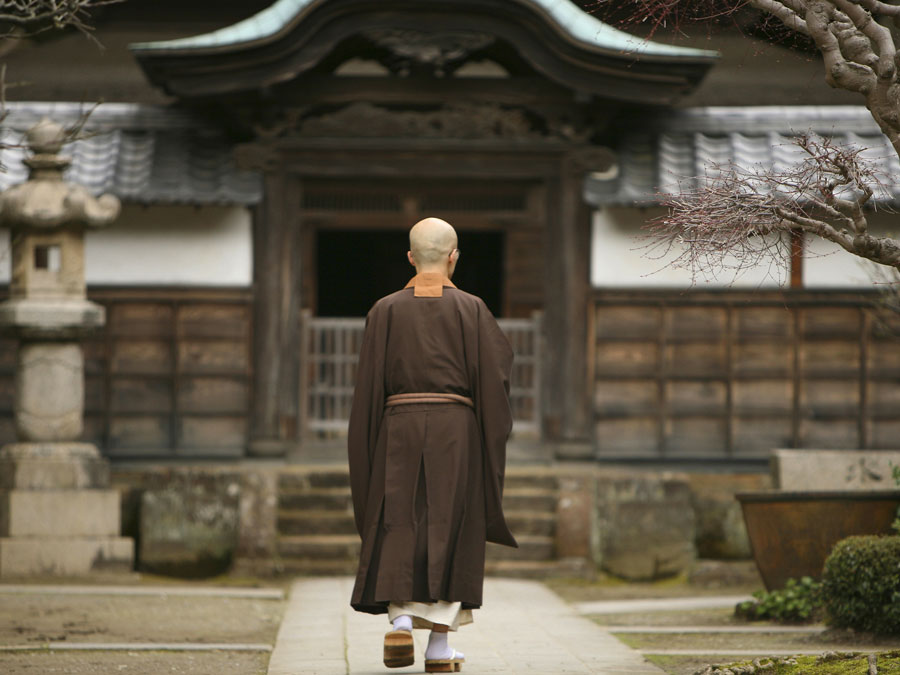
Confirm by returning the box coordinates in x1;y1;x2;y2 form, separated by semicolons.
111;465;277;577
110;464;768;581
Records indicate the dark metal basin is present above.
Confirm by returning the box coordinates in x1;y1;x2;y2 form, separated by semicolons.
736;490;900;591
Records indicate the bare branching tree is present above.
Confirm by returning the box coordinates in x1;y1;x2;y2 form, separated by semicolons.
0;0;120;41
0;0;119;159
648;134;900;279
595;0;900;276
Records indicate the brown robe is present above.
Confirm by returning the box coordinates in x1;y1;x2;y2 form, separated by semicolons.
348;273;518;615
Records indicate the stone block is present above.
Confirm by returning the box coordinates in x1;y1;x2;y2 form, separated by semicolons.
595;474;696;581
0;536;133;577
0;489;121;537
139;473;240;577
772;448;900;491
0;442;109;489
235;470;278;560
555;474;593;560
688;472;771;560
15;342;84;442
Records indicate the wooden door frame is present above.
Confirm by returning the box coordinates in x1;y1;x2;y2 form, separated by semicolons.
244;140;608;456
298;177;539;319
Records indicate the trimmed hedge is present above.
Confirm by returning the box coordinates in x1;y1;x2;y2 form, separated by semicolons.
822;535;900;634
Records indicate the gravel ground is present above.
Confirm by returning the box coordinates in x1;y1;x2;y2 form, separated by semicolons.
542;564;900;675
0;650;270;674
0;594;283;645
0;585;285;675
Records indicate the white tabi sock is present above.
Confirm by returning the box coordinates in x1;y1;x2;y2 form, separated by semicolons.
392;615;413;632
425;630;464;661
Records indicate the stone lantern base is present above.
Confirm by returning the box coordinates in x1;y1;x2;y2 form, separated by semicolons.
0;442;134;577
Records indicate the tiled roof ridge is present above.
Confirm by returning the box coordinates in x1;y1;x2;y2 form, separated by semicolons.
1;102;202;131
588;106;900;207
129;0;717;61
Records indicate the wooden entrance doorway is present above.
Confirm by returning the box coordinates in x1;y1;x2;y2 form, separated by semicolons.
316;229;505;317
300;178;543;319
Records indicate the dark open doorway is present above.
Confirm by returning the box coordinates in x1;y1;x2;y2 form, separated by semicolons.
316;229;504;317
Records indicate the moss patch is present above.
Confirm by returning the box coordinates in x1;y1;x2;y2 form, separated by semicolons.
648;652;900;675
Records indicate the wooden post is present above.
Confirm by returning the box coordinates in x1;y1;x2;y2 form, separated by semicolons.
249;170;303;456
790;229;804;289
542;148;612;452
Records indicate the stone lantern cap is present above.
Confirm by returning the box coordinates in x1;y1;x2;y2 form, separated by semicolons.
0;118;120;230
0;118;120;338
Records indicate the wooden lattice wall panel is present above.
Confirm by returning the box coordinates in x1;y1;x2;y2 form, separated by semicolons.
592;292;900;460
27;288;256;459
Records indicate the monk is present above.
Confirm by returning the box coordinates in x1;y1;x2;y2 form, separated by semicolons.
347;217;518;673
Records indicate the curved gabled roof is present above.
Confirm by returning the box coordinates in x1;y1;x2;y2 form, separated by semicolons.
131;0;715;61
130;0;717;105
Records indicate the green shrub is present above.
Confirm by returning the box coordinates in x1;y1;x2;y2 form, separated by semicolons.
822;535;900;634
735;576;823;623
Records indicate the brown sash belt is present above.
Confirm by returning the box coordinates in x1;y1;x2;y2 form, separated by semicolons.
385;393;474;409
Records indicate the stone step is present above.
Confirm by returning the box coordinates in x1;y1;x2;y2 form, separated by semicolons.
485;558;593;580
0;490;121;537
0;536;134;577
502;488;558;513
279;487;352;512
278;470;556;493
278;487;559;515
278;534;360;561
506;511;556;538
276;534;554;564
503;473;559;491
234;556;359;577
278;470;350;491
276;510;555;542
273;558;360;576
278;510;357;536
485;535;555;562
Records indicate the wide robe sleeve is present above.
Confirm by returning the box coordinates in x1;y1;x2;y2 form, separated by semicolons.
347;306;387;538
473;301;518;548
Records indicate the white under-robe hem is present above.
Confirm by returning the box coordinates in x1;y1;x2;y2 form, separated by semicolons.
387;601;473;631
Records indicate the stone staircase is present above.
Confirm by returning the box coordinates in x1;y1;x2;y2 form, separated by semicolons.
274;466;582;578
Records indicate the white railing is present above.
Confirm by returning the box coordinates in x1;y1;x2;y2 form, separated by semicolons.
300;311;541;436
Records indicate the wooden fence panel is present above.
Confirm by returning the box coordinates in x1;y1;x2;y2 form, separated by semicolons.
0;289;255;458
593;292;900;460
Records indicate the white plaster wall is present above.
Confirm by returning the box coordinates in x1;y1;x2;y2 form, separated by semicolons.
803;210;899;288
590;206;788;289
0;204;253;286
591;206;900;289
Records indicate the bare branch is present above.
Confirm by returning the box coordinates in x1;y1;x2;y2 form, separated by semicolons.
751;0;812;35
644;134;900;280
832;0;894;77
0;0;122;42
857;0;900;17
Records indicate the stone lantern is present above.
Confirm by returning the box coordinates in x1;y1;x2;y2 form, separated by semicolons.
0;119;134;577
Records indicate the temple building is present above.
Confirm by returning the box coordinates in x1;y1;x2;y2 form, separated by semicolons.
0;0;897;465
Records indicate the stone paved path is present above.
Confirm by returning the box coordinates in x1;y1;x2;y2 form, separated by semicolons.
267;577;664;675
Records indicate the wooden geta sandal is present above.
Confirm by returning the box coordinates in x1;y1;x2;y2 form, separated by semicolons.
424;648;464;673
383;629;414;668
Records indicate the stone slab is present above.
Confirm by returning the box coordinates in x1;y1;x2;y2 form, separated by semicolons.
772;449;900;491
0;489;121;537
0;442;109;489
0;536;133;577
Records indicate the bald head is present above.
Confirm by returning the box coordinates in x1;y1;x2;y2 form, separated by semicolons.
408;217;459;275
